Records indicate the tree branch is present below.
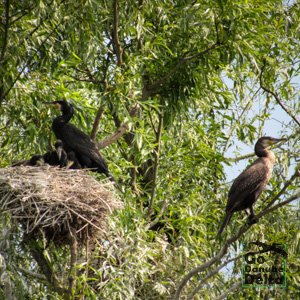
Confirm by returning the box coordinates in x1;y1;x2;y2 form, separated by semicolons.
68;227;78;297
174;167;299;299
147;114;163;214
259;62;300;128
25;237;67;295
147;198;169;230
188;254;243;300
17;266;46;281
226;140;287;163
263;167;300;210
91;106;105;141
112;0;123;66
188;243;289;300
0;0;10;63
226;152;255;162
97;123;128;149
215;280;242;300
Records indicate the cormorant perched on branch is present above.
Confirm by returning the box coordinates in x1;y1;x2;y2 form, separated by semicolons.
46;100;116;182
217;136;286;236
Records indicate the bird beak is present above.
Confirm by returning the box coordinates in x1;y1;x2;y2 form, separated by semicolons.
270;137;287;145
44;102;61;110
56;147;62;160
66;160;74;169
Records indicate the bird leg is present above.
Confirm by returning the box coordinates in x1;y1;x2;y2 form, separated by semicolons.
247;206;258;224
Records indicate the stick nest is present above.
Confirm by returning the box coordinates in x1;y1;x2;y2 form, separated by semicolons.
0;166;122;245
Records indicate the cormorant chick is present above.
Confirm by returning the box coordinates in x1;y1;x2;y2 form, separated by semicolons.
11;155;44;167
43;140;68;167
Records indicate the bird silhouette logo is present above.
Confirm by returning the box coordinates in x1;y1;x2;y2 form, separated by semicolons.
248;241;287;258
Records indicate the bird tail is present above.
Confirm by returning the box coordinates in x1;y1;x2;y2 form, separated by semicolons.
216;212;232;237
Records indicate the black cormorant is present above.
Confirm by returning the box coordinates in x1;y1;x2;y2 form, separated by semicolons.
46;100;116;182
217;136;285;236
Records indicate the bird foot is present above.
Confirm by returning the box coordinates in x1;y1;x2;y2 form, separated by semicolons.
247;215;258;225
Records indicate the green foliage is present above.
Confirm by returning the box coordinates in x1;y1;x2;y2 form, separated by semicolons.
0;0;299;299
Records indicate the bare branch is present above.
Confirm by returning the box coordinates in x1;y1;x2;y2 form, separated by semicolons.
98;123;128;149
259;192;300;219
226;139;287;163
91;107;105;141
226;152;255;162
215;280;242;300
188;254;243;300
259;63;300;128
188;243;289;300
263;167;300;210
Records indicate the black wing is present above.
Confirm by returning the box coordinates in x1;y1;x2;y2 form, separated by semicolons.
227;158;270;212
59;123;108;171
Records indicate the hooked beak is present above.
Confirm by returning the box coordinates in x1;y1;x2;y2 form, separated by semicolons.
45;102;61;110
56;147;62;160
270;137;287;146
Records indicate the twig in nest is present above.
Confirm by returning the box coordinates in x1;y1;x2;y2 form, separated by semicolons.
0;166;123;246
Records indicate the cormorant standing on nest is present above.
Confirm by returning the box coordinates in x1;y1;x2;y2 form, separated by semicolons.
46;100;116;183
43;140;68;167
217;136;285;236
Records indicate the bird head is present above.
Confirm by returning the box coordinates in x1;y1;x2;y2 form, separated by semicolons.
54;139;64;160
256;136;286;149
54;139;64;148
46;100;69;111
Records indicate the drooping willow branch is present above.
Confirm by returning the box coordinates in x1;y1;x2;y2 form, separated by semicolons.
259;62;300;128
173;167;300;299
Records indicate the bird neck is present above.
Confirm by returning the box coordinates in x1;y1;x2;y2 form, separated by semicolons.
54;105;74;124
255;146;276;163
